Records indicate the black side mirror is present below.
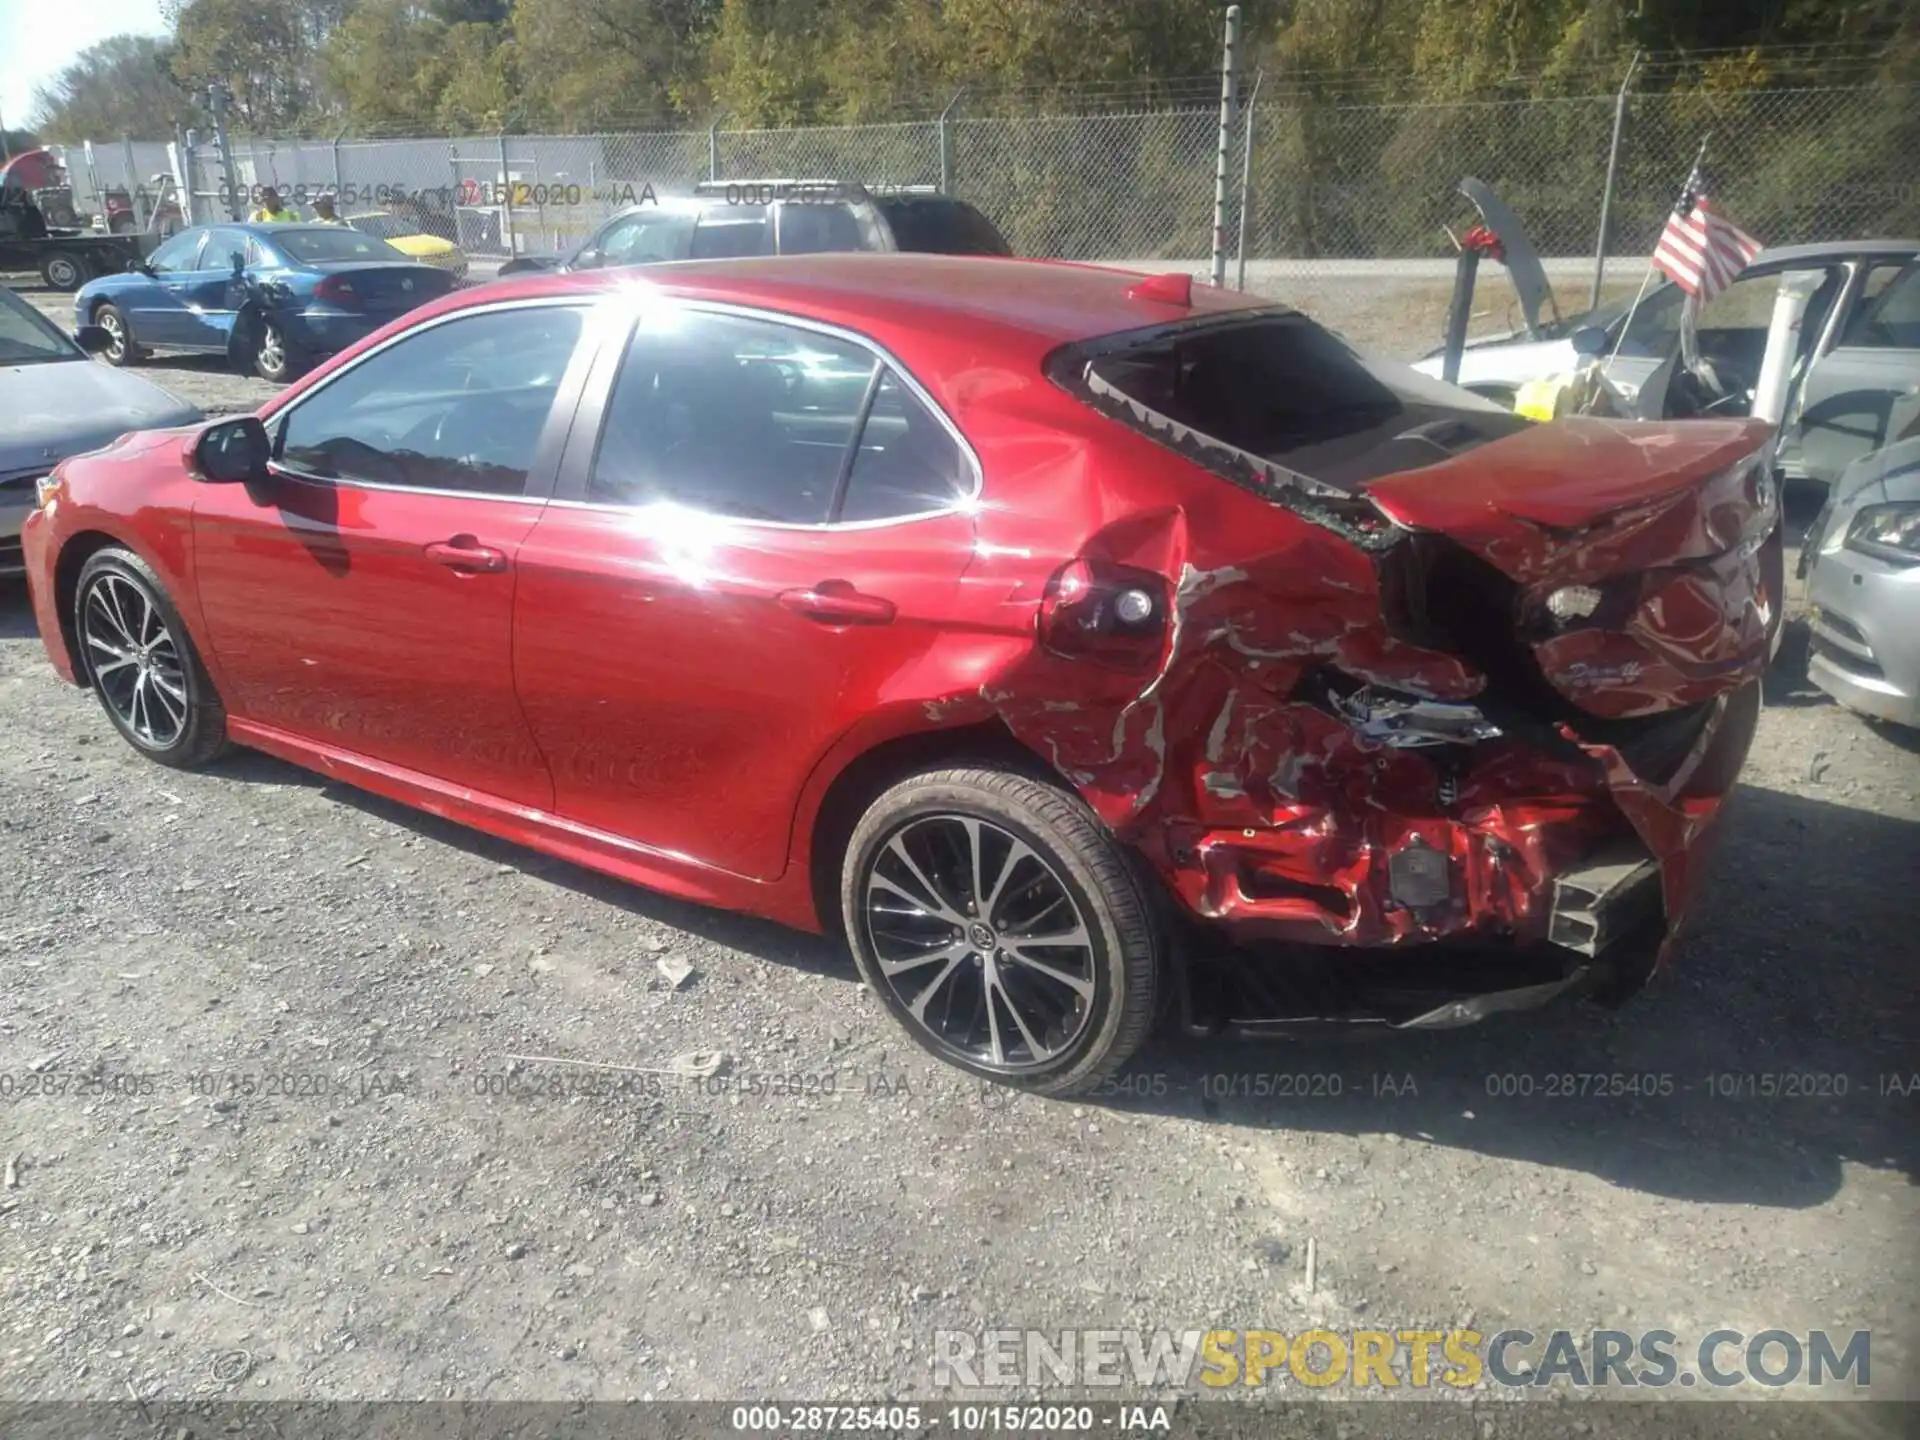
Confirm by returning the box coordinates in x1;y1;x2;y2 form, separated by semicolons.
75;324;113;355
1570;324;1609;357
194;415;271;484
572;247;604;270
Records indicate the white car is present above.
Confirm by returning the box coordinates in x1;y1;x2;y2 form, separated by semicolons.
1413;240;1920;486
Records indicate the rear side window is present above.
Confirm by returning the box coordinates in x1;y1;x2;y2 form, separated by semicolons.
776;201;885;255
1056;313;1523;494
1843;263;1920;349
691;206;772;260
876;197;1012;256
590;311;877;522
838;371;973;521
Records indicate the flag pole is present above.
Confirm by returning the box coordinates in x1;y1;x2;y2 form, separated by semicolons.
1602;264;1660;371
1602;131;1713;374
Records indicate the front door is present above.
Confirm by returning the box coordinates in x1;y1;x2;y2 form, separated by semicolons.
191;300;597;810
120;227;208;348
513;303;981;879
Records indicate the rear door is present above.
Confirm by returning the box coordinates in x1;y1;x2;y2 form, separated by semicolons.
191;299;599;808
1794;259;1920;485
169;225;254;351
512;301;980;879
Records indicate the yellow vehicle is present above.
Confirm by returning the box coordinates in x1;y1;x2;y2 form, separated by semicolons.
344;212;468;280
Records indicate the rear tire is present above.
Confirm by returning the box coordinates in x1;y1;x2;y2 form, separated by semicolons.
39;251;84;291
841;767;1160;1096
251;316;306;383
73;548;229;769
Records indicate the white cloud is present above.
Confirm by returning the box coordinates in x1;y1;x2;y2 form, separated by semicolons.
0;0;172;133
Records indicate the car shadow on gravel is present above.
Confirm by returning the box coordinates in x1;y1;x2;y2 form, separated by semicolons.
208;745;856;981
1107;777;1920;1207
0;582;39;639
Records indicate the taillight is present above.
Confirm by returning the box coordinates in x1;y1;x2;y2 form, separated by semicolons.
1037;558;1170;670
314;274;359;307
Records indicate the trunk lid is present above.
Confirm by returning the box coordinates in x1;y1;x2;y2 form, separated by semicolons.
1362;416;1774;581
1364;417;1781;719
311;261;454;314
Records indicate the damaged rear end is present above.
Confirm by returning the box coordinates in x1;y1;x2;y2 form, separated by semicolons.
1000;306;1780;1031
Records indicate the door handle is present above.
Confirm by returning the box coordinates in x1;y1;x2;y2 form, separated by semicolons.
424;535;508;573
778;581;896;625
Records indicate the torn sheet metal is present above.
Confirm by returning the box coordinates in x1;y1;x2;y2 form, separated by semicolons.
967;413;1778;957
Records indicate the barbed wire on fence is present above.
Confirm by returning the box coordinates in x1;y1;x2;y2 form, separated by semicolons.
51;77;1919;321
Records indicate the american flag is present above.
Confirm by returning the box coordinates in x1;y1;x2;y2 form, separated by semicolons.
1652;165;1762;301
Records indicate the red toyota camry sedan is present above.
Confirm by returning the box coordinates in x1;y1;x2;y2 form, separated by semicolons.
21;255;1781;1093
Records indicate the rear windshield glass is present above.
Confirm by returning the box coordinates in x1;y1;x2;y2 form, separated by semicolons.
1057;312;1525;493
877;197;1011;256
347;213;409;240
273;228;406;263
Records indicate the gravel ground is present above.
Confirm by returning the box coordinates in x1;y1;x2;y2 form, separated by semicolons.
1;268;1917;1432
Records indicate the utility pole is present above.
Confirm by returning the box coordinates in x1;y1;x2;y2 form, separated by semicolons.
207;79;242;220
1210;5;1243;288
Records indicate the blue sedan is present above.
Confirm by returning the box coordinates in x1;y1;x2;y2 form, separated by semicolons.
73;222;458;382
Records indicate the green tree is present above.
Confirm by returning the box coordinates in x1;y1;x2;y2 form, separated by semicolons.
511;0;721;128
166;0;341;131
321;0;454;131
26;35;199;141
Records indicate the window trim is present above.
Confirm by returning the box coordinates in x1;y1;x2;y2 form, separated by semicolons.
553;296;984;532
264;295;611;506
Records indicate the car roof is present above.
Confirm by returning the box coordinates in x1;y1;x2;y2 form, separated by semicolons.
1753;238;1919;265
446;254;1270;354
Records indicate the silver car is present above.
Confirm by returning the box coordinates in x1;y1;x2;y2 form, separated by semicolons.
0;284;201;575
1802;436;1920;728
1414;241;1920;487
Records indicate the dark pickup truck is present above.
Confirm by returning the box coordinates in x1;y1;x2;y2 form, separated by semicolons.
0;187;157;291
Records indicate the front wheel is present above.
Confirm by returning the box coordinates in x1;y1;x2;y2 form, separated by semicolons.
74;548;229;768
841;767;1161;1096
92;302;142;366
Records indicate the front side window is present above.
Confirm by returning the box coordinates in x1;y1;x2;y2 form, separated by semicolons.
592;210;696;266
589;310;878;522
144;229;206;274
202;228;251;271
0;287;79;364
277;305;585;496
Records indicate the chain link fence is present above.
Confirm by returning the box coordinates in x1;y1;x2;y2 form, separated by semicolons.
43;79;1919;356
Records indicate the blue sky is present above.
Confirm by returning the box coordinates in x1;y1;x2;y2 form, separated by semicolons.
0;0;172;132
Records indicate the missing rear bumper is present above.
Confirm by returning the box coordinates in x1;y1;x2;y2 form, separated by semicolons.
1172;838;1668;1037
